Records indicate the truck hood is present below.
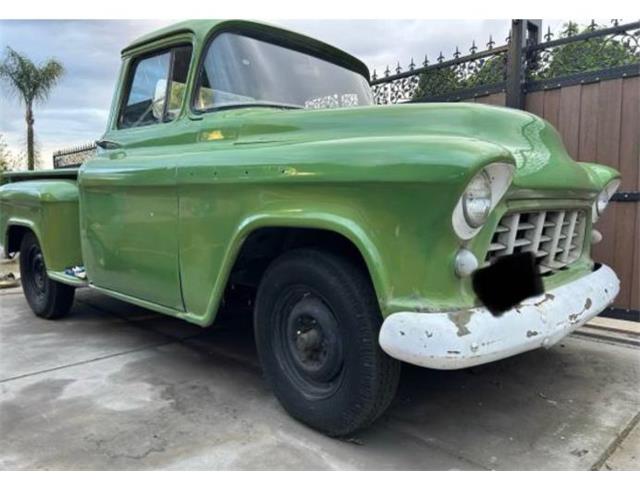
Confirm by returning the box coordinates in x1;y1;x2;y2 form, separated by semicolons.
230;102;599;195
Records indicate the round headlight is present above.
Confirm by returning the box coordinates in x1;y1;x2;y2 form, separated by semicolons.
595;188;610;215
592;179;620;222
462;170;492;227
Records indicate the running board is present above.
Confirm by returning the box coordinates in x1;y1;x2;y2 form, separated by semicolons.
48;270;89;288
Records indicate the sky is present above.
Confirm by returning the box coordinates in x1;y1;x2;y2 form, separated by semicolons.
0;18;593;168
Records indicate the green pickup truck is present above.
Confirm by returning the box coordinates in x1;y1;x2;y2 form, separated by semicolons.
0;20;621;436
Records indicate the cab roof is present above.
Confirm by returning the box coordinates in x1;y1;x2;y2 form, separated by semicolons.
123;20;217;52
122;19;370;80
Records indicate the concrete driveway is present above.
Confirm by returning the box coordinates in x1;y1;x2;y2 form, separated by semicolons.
1;286;638;470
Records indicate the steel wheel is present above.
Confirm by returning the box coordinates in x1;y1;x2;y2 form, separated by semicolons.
254;248;400;436
19;232;75;319
273;287;345;399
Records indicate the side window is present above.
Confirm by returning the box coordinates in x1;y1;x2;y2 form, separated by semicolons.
119;45;192;129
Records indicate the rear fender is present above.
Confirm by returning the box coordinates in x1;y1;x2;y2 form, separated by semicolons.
0;180;82;271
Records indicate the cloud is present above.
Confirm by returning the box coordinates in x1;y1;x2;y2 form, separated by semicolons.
0;19;174;166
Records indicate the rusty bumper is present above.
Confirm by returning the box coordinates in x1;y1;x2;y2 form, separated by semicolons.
379;264;620;370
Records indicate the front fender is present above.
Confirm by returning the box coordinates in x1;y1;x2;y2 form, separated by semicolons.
579;162;621;191
190;211;387;327
177;136;519;325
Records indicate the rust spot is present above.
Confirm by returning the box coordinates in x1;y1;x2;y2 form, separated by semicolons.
447;310;473;337
533;293;555;307
526;330;539;338
568;297;593;324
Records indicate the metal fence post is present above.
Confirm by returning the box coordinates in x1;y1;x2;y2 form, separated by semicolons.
506;19;541;109
506;20;525;109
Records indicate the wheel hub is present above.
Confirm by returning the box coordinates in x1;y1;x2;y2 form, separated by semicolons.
295;327;322;354
286;295;343;384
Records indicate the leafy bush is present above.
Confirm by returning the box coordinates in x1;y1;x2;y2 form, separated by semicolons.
530;22;639;80
413;66;461;99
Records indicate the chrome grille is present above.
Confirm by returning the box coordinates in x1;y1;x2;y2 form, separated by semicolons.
485;210;587;274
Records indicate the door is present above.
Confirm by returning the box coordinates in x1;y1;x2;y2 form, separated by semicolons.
79;45;192;310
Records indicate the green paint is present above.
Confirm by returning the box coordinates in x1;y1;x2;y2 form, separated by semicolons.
0;20;620;327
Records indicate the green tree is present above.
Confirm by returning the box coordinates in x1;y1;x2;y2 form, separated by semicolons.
0;47;64;170
468;55;505;87
0;133;19;184
532;22;639;80
413;66;461;99
413;56;506;100
0;133;13;171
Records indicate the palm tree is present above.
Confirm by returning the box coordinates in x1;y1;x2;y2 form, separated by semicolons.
0;47;64;170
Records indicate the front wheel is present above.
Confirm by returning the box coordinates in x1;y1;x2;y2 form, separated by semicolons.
254;248;400;436
19;232;75;319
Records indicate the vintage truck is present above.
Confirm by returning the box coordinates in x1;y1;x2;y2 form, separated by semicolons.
0;20;621;436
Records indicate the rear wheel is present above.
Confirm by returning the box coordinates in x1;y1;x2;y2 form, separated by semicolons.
19;232;75;319
254;248;400;436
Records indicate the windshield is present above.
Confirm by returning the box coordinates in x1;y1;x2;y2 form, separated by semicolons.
194;33;373;111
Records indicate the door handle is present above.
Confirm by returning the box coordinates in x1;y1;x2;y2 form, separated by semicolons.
96;140;123;150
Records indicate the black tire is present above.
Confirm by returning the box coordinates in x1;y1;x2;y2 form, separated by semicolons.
254;248;400;436
19;232;75;319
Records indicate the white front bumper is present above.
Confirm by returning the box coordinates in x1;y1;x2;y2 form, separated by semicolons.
379;264;619;370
